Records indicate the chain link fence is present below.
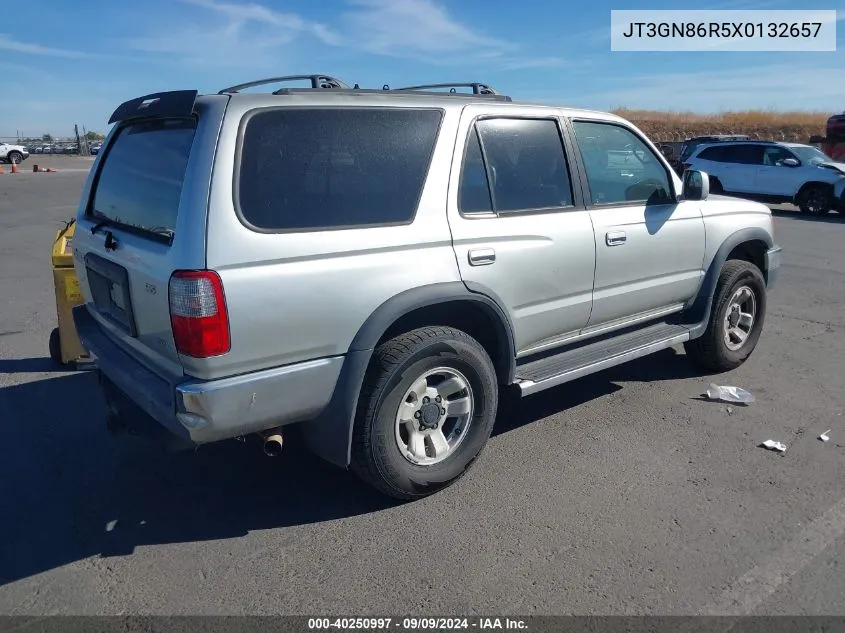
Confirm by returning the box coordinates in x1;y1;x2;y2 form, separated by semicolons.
1;126;104;156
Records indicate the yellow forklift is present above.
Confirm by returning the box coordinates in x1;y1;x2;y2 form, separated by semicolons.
49;219;89;365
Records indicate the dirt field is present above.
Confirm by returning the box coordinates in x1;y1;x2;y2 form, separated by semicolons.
616;109;830;143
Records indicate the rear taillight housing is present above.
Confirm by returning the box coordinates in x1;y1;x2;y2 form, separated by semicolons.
168;270;230;358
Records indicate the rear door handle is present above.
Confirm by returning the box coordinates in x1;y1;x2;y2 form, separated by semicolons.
606;231;627;246
468;248;496;266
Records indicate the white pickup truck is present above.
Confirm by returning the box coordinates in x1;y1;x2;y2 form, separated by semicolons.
0;142;29;164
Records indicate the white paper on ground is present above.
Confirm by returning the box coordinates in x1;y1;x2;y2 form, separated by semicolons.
819;430;831;442
762;440;787;453
706;383;756;404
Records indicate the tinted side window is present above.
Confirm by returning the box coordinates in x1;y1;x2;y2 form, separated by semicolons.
238;108;443;231
724;145;764;165
573;120;673;205
474;118;574;213
459;127;493;214
698;146;726;161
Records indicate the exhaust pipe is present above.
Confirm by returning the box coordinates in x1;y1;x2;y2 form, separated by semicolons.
262;431;284;457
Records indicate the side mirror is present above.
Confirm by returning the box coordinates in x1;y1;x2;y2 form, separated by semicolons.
682;169;710;201
782;158;800;167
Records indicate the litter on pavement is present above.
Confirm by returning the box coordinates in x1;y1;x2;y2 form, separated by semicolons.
819;430;831;442
761;440;788;453
706;383;756;404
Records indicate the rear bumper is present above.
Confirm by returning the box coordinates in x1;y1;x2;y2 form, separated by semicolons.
766;245;782;289
73;305;344;445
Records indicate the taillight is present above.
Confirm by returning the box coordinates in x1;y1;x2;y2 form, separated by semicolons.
168;270;230;358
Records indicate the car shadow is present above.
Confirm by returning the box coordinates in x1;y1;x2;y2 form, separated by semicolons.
0;368;399;586
0;347;705;586
493;346;705;436
770;208;844;223
0;356;89;374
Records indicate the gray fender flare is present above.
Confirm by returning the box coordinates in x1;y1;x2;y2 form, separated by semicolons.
686;227;773;338
300;281;516;469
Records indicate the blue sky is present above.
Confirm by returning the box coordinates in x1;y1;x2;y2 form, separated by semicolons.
1;0;843;137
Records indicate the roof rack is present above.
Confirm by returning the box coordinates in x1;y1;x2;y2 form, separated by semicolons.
268;87;512;102
394;82;501;95
217;76;512;101
218;74;350;94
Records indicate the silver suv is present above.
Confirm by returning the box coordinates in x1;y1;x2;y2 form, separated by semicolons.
71;75;782;500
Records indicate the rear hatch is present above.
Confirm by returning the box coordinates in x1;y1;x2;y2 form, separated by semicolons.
72;91;227;379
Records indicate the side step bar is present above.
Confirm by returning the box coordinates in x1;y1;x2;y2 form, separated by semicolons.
515;322;691;396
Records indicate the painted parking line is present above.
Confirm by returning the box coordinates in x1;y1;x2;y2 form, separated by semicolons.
700;494;845;615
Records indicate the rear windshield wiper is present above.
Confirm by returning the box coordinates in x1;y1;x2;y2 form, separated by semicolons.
90;219;110;235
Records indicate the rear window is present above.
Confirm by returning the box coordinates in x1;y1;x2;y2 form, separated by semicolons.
91;118;196;238
237;107;443;231
680;142;703;160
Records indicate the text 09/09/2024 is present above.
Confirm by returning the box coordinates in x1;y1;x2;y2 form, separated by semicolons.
307;618;529;630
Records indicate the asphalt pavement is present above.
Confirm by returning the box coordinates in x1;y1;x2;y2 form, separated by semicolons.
1;157;844;615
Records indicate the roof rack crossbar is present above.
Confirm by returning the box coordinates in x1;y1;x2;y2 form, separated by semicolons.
218;75;349;94
394;82;501;95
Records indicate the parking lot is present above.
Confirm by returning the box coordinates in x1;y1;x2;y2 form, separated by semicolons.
1;156;844;615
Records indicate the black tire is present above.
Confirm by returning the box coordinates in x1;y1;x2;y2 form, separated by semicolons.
684;259;767;372
7;151;23;165
796;184;831;216
49;328;63;364
350;326;498;500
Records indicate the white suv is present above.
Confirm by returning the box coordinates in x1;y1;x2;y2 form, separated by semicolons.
685;140;845;216
0;142;29;164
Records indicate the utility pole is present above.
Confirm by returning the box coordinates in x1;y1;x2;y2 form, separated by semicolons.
74;124;87;157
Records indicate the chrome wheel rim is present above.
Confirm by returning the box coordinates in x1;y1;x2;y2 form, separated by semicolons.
724;285;756;351
394;367;474;466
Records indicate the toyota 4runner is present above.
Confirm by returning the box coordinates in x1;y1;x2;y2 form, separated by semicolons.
71;75;782;500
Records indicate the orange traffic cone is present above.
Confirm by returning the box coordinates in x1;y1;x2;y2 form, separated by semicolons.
10;162;20;174
0;164;5;174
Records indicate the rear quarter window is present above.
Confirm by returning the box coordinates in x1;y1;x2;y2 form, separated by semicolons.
697;146;726;161
237;107;443;232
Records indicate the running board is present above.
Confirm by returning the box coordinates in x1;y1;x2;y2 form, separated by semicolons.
515;322;691;396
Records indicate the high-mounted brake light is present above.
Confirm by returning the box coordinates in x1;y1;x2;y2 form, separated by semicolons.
168;270;230;358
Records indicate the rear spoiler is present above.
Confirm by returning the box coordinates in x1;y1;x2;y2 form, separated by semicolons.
108;90;199;125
